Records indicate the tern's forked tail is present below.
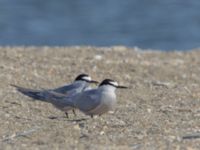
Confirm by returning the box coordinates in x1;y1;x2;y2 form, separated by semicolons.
10;84;48;101
10;84;75;109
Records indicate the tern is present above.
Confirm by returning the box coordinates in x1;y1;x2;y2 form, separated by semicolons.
46;79;128;118
11;74;99;118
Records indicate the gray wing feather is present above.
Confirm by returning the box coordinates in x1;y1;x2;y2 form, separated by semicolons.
53;84;73;94
53;82;86;96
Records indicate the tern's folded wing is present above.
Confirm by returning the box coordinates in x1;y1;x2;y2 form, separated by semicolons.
45;91;74;107
74;90;100;112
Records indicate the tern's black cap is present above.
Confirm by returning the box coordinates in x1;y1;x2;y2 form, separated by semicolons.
99;79;128;88
99;79;118;87
74;74;90;82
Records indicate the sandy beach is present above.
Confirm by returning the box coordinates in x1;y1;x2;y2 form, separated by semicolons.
0;46;200;149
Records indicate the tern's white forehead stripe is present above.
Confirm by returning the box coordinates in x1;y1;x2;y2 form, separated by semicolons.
109;81;118;87
82;76;91;81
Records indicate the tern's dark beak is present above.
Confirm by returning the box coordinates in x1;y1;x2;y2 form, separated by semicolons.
89;80;99;84
117;85;128;89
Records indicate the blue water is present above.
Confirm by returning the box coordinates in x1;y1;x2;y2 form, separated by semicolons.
1;0;200;50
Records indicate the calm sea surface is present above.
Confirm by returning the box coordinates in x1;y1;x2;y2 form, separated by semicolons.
0;0;200;50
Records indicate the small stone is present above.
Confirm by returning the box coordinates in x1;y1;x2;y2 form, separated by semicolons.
112;46;127;52
94;55;102;60
108;111;114;114
100;131;105;135
73;124;80;130
147;108;152;113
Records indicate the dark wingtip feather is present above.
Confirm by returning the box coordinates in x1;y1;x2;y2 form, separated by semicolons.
10;84;28;92
10;84;46;100
10;84;19;88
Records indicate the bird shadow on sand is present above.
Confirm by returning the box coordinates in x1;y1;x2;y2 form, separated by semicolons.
67;118;89;122
48;115;89;122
